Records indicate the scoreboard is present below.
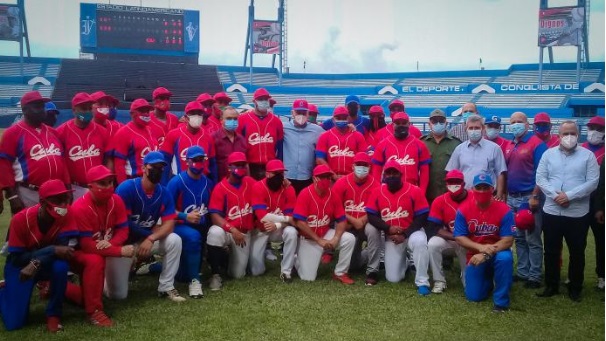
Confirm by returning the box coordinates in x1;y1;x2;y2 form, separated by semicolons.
80;3;199;57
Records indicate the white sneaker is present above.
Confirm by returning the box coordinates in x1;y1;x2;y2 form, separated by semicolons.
136;261;157;275
598;278;605;290
432;281;447;294
159;288;186;302
209;274;223;291
265;249;278;261
188;279;204;299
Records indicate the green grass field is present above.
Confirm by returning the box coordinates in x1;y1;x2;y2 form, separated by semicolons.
0;201;604;341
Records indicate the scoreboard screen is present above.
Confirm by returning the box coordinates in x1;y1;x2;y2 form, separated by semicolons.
80;4;199;56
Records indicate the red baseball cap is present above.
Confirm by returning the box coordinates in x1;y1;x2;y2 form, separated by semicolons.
185;101;204;114
515;205;535;231
369;105;384;116
392;112;410;122
21;91;50;106
90;91;119;106
152;87;172;99
333;105;349;117
130;98;153;112
588;116;605;127
388;99;405;110
213;92;232;103
383;160;402;173
71;92;95;108
86;165;114;184
308;104;319;114
445;169;465;181
227;152;247;165
534;112;551;124
39;179;74;200
253;88;271;100
269;98;277;106
313;164;334;177
266;159;286;172
196;93;215;104
292;99;309;111
353;152;371;164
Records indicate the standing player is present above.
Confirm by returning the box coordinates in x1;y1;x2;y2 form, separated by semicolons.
43;101;60;128
321;95;370;135
366;160;431;294
454;173;515;313
293;165;356;284
372;112;431;193
55;92;110;199
426;170;472;293
111;99;159;184
251;159;298;281
149;87;179;144
91;91;122;138
212;92;233;128
166;146;214;298
308;104;320;125
237;88;284;180
377;99;422;140
533;112;560;148
196;93;221;135
332;152;382;285
316;106;368;178
366;105;387;155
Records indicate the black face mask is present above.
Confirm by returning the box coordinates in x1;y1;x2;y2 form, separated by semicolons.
147;168;163;184
26;107;47;126
371;117;387;132
383;176;403;193
394;126;409;140
267;173;284;191
347;104;358;117
43;112;58;127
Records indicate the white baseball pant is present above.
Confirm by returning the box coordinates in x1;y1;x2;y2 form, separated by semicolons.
350;223;382;275
103;232;182;298
246;226;298;276
428;236;467;286
295;229;355;281
384;229;430;286
206;225;266;279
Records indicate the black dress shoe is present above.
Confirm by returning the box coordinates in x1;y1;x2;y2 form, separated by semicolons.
568;291;582;302
525;280;542;289
536;287;559;297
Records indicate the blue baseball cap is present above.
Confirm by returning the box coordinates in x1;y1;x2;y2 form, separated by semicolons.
485;115;501;125
45;101;59;114
345;95;360;105
186;146;206;159
473;173;494;187
143;151;167;165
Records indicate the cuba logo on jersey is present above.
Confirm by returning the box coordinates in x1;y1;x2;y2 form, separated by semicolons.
92;229;113;242
184;204;208;215
68;144;101;161
380;207;409;220
308;214;330;228
140;146;158;159
344;200;366;213
30;143;61;161
248;133;274;146
227;204;252;220
467;219;498;236
328;145;355;158
387;154;416;166
132;214;157;229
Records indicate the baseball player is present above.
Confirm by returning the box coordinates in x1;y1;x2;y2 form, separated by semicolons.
307;104;320;125
251;159;298;281
149;87;179;144
91;91;122;137
211;92;233;126
365;105;387;156
111;98;159;184
55;92;110;199
206;152;258;289
196;93;222;135
65;165;133;327
0;180;78;332
371;112;431;193
43;101;60;128
316;106;368;178
161;100;217;183
321;95;370;135
113;151;185;302
332;152;381;285
377;99;422;140
166;146;214;298
237;88;284;180
292;164;356;284
454;173;515;313
426;170;473;293
366;160;431;295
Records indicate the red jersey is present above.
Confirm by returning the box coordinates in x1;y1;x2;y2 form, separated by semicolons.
55;120;110;186
160;124;216;175
371;134;431;186
315;128;368;175
237;111;284;164
0;121;70;189
203;116;222;136
332;173;379;218
7;204;79;253
251;179;296;226
209;176;256;232
293;185;346;238
149;111;179;145
582;142;605;165
366;130;381;156
365;182;429;229
97;119;122;138
72;192;129;257
490;136;510;157
545;134;560;148
428;191;474;233
111;122;159;184
377;123;422;140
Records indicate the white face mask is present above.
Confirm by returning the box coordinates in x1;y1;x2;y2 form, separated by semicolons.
560;135;578;150
54;206;68;217
353;166;369;178
447;184;462;194
256;100;270;112
486;128;500;140
97;107;110;115
294;114;308;126
188;115;203;128
467;129;482;142
587;130;605;145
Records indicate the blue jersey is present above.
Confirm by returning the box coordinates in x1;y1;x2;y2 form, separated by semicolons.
115;177;177;242
167;171;214;227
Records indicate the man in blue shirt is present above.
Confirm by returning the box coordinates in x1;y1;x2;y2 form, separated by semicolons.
321;95;370;136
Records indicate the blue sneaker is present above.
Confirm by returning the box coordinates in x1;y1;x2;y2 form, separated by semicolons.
417;285;431;296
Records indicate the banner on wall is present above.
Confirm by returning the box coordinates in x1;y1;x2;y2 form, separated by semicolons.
0;4;21;41
538;6;585;47
252;20;280;54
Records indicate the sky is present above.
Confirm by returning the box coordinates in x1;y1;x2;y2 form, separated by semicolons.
0;0;604;73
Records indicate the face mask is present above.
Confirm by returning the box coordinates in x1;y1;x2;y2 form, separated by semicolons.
294;115;308;126
134;114;151;126
510;123;526;138
315;178;331;192
462;112;472;123
560;135;578;150
447;184;465;199
224;119;238;131
109;108;118;120
383;176;402;192
189;161;205;175
90;184;114;202
231;167;247;179
394;125;409;140
586;130;605;145
46;203;69;219
354;166;369;178
95;107;110;122
431;123;446;135
155;100;170;111
473;190;493;205
467;129;482;142
308;115;317;124
76;111;93;124
202;107;213;118
267;173;284;191
27;108;47;126
146;167;163;184
347;104;358;117
335;120;349;129
188;115;203;129
486;128;500;140
256;100;270;112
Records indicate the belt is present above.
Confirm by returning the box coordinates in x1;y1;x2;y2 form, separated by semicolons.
19;183;40;191
508;191;533;198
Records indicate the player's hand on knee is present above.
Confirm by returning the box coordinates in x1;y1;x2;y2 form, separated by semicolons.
468;253;485;266
388;225;403;236
121;245;135;257
479;244;497;256
317;239;331;250
19;259;41;281
231;229;246;247
54;246;75;260
262;221;277;233
186;211;202;224
390;235;405;245
137;239;153;258
96;240;111;250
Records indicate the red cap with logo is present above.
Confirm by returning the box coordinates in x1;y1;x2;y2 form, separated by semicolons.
227;152;247;165
308;104;319;114
71;92;95;108
515;207;535;231
196;93;215;104
39;179;74;200
292;99;309;111
313;164;334;177
392;112;410;122
253;88;271;100
353;152;371;164
445;169;465;181
388;99;405;110
185;101;205;114
588;116;605;127
266;159;286;172
21;91;51;106
534;112;551;124
333;105;349;117
86;165;115;184
130;98;154;112
213;92;232;103
369;105;384;116
383;160;402;173
152;87;172;99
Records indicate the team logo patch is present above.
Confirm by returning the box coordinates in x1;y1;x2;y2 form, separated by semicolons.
30;143;61;161
68;144;101;161
344;200;366;213
308;214;330;228
328;145;354;158
467;219;498;235
387;154;415;166
185;204;208;215
380;207;409;220
248;133;274;146
132;214;157;228
227;204;252;220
